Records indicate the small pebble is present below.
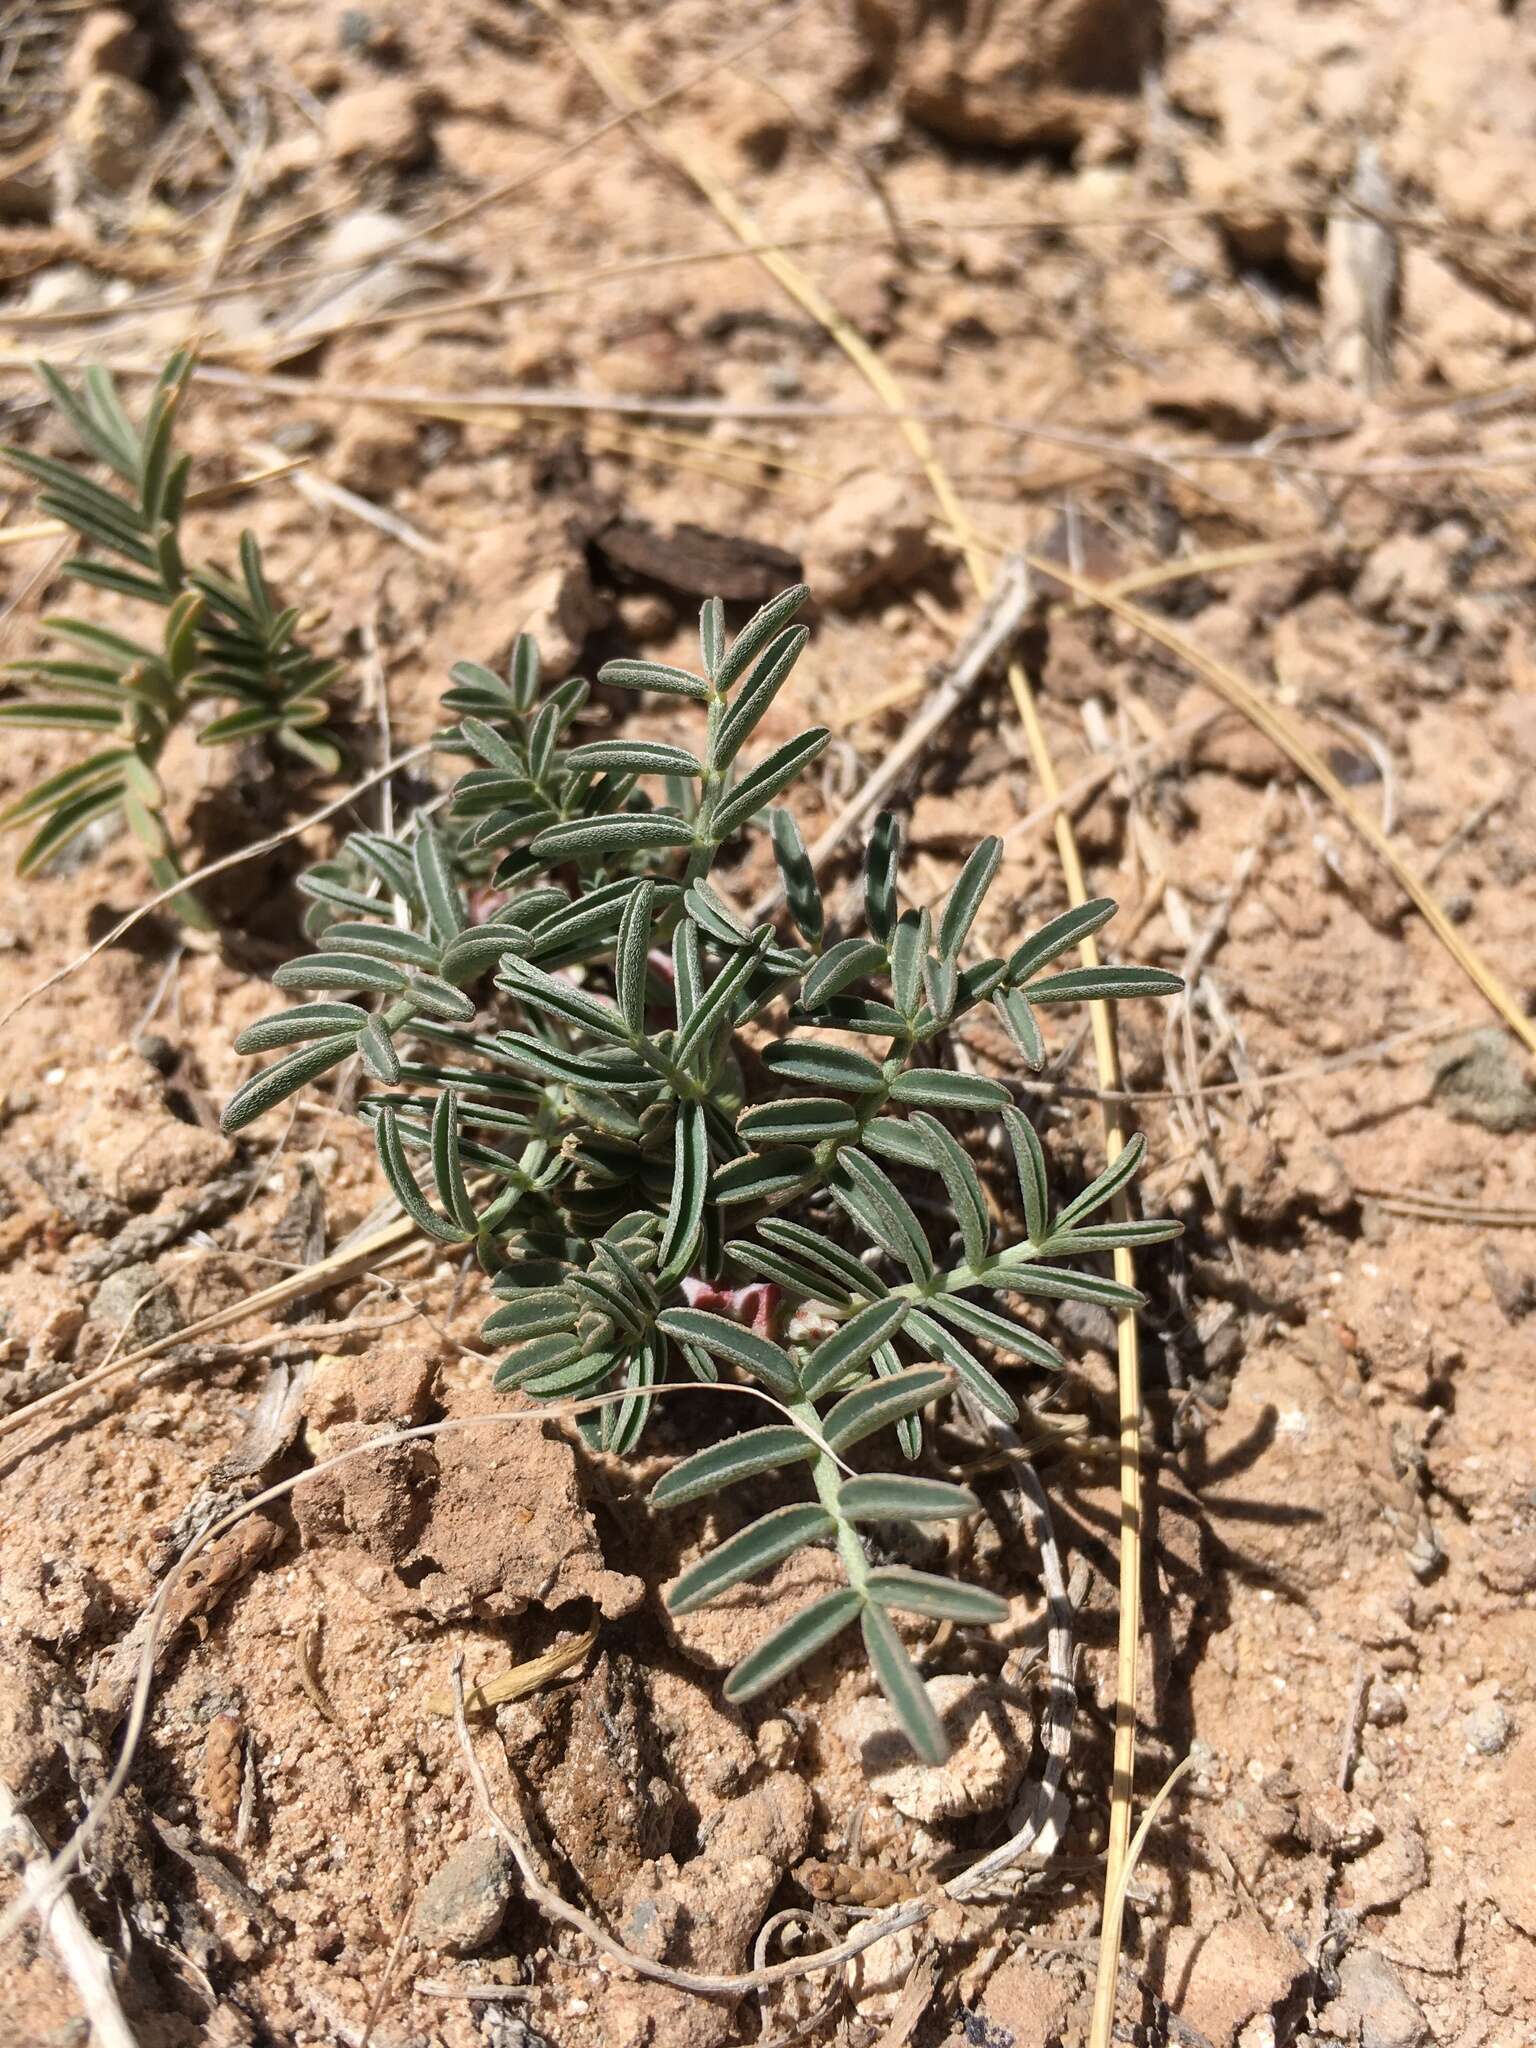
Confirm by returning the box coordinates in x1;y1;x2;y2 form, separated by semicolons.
1367;1683;1407;1727
413;1835;515;1955
1464;1701;1513;1756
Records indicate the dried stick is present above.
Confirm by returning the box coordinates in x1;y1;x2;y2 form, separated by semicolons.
0;742;431;1031
0;1778;141;2048
0;1217;420;1446
520;19;1142;2031
1021;550;1536;1060
747;556;1038;921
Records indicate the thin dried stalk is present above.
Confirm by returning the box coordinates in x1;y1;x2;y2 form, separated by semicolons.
0;1779;141;2048
423;1627;598;1718
0;744;431;1034
518;21;1145;2031
1022;550;1536;1061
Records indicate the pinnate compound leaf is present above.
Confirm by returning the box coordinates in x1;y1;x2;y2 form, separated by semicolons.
888;1068;1009;1112
1048;1218;1183;1252
1005;898;1118;983
865;1567;1010;1624
597;657;710;700
903;1308;1016;1423
233;1002;366;1053
566;739;704;777
615;878;655;1039
1001;1107;1049;1243
1025;964;1184;1005
801;938;886;1010
530;813;695;862
759;1040;884;1093
493;1333;584;1391
931;1293;1064;1369
992;987;1045;1068
711;728;829;838
908;1111;989;1268
757;1218;888;1300
711;1147;817;1208
864;811;902;944
413;827;466;943
801;1297;910;1401
736;1097;859;1149
714;583;809;692
726;1237;846;1300
497;954;632;1043
658;1099;709;1279
831;1150;934;1284
937;836;1001;960
376;1105;468;1244
221;1035;356;1133
862;1117;933;1172
699;595;725;680
1051;1130;1145;1233
272;951;409;997
431;1090;479;1234
823;1365;949;1454
357;1014;401;1083
769;806;823;945
985;1262;1144;1311
712;626;809;769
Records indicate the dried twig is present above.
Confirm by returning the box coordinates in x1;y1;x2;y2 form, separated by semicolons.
0;743;431;1031
245;437;445;560
1337;1665;1371;1790
748;557;1039;921
1025;550;1536;1060
0;1222;421;1447
423;1626;599;1718
1355;1187;1536;1227
0;1777;141;2048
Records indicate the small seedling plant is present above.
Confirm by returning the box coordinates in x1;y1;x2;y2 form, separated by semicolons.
224;585;1181;1762
0;353;344;925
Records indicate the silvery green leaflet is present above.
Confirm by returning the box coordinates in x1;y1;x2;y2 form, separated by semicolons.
224;582;1182;1762
0;353;345;926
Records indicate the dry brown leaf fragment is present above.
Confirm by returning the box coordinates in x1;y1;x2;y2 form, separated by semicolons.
424;1626;598;1718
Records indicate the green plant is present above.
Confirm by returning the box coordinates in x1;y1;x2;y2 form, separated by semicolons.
222;584;1182;1761
0;351;344;924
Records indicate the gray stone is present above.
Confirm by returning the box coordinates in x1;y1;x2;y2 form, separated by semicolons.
1337;1947;1426;2048
413;1835;516;1955
90;1260;181;1342
1428;1029;1536;1133
1464;1701;1513;1756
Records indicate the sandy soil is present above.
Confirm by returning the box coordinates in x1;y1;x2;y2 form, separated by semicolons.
2;2;1535;2044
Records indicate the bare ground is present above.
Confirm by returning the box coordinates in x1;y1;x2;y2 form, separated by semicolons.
2;2;1535;2045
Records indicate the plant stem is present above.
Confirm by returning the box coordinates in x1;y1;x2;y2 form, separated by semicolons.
793;1396;868;1593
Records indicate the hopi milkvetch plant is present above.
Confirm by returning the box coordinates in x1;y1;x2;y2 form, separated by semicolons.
222;583;1183;1762
0;351;344;925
